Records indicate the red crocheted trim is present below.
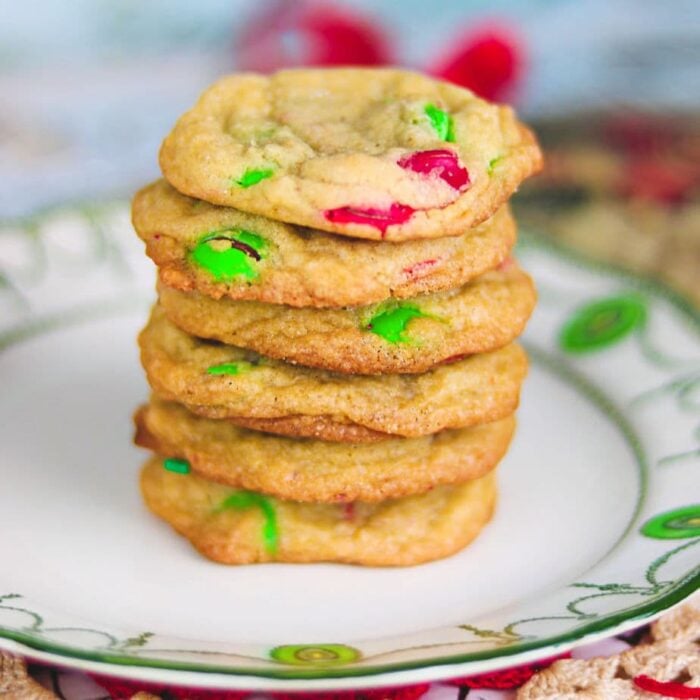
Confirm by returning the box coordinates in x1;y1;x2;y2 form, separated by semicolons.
89;673;430;700
448;653;571;690
633;675;700;698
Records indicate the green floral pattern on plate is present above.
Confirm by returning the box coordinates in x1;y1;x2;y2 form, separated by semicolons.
641;505;700;540
559;295;647;352
271;644;361;666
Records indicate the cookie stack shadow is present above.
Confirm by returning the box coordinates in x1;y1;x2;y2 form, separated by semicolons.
132;68;543;566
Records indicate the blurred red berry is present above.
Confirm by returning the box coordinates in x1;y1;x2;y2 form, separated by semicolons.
603;113;675;156
432;23;525;102
618;157;697;205
236;0;392;72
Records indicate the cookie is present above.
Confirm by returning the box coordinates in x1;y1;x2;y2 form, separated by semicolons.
225;415;393;443
157;260;536;375
133;179;516;308
135;397;515;503
138;306;528;440
159;68;542;241
140;455;497;566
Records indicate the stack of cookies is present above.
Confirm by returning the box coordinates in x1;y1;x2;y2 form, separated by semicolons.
132;69;542;566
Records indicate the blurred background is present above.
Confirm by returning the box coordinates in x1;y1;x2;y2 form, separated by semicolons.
1;0;699;300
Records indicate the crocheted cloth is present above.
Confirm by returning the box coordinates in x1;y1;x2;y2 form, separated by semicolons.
2;597;697;700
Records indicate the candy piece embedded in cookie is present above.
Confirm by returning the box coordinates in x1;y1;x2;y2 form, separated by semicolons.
140;455;498;566
132;179;516;308
159;68;542;241
135;397;515;503
138;306;528;439
157;261;536;375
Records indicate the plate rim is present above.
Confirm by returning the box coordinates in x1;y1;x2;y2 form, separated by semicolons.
1;209;699;685
0;598;692;691
0;576;698;687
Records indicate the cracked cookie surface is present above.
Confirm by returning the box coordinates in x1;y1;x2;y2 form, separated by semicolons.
159;68;542;241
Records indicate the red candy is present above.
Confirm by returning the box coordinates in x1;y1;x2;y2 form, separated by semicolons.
441;353;469;365
398;149;470;190
324;151;468;235
497;256;515;271
403;258;439;279
324;203;415;235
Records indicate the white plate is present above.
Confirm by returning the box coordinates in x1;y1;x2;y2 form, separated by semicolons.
0;203;698;690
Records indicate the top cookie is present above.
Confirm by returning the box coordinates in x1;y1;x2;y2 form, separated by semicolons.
160;68;542;241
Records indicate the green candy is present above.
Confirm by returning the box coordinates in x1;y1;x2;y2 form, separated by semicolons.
190;230;266;282
559;295;647;353
366;303;428;344
487;155;504;175
234;167;274;188
163;457;191;475
216;491;279;553
206;361;254;376
424;103;455;142
235;230;266;249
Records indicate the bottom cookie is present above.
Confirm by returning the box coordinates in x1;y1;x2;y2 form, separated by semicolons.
141;456;497;566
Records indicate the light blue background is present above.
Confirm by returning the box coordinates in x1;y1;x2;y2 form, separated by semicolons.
1;0;698;216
